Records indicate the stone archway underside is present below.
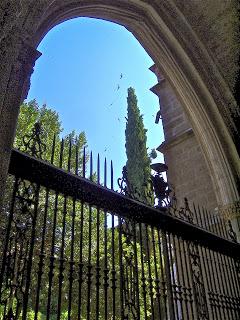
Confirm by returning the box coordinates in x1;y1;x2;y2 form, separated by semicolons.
0;0;239;213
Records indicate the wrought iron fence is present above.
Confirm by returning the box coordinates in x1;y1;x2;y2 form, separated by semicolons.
0;125;239;319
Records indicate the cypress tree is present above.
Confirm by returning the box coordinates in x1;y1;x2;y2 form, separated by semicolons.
125;87;153;204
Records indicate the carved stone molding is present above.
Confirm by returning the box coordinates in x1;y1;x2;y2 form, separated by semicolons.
219;200;240;220
17;43;42;101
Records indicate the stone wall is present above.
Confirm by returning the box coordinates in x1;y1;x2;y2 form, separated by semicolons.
173;0;240;94
150;65;218;211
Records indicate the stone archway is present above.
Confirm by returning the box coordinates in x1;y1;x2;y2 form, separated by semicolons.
0;1;239;226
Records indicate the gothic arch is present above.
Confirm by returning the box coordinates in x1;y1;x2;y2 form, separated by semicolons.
0;0;239;211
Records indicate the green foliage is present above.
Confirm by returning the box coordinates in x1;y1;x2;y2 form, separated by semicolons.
125;87;154;204
15;100;62;157
14;100;88;169
1;99;165;319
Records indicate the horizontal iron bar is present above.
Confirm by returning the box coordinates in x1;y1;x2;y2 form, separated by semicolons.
9;149;240;258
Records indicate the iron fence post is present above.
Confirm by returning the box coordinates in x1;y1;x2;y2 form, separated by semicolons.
161;230;175;320
188;241;210;320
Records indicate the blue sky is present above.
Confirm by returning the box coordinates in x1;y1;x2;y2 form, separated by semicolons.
27;17;164;186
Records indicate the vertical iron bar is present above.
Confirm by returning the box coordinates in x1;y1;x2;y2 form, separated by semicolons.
90;151;93;181
97;154;100;184
176;237;190;319
111;225;116;317
203;206;211;232
46;191;59;320
111;160;114;190
51;134;56;164
220;254;234;318
203;246;217;320
0;177;19;299
198;245;214;319
104;157;107;188
118;217;124;320
75;145;79;175
145;223;155;319
110;160;116;319
162;231;175;320
68;199;76;320
83;147;86;178
167;233;179;320
157;229;168;319
150;226;162;320
221;216;228;240
103;157;109;320
56;195;68;320
86;205;93;320
133;220;140;319
197;204;204;228
212;210;221;237
210;248;221;318
139;222;148;319
218;251;233;319
193;203;201;227
68;137;72;172
22;184;40;320
95;154;101;319
214;250;229;319
227;256;240;317
172;234;184;319
34;187;50;320
59;138;64;169
187;241;209;320
77;201;84;320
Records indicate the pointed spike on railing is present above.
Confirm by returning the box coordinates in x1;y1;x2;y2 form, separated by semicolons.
59;138;64;168
198;204;205;228
83;147;86;178
111;160;114;190
184;197;189;210
219;212;228;239
194;203;202;227
51;134;56;164
97;153;100;184
203;205;211;230
68;137;72;172
90;151;93;181
75;145;79;176
104;157;107;187
193;202;200;226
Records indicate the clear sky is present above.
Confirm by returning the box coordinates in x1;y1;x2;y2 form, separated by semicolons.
27;17;164;186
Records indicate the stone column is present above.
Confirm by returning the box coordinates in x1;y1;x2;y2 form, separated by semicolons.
0;40;41;212
219;201;240;242
149;64;240;240
149;65;218;212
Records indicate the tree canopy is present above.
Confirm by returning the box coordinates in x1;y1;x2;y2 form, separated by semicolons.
125;87;153;204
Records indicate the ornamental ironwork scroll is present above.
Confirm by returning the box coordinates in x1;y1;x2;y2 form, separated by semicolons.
119;218;139;319
117;165;170;207
118;166;142;202
188;242;209;320
168;197;194;224
178;198;194;224
0;178;39;319
227;220;238;243
21;122;46;159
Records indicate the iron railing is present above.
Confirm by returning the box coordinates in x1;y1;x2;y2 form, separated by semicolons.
0;128;239;320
